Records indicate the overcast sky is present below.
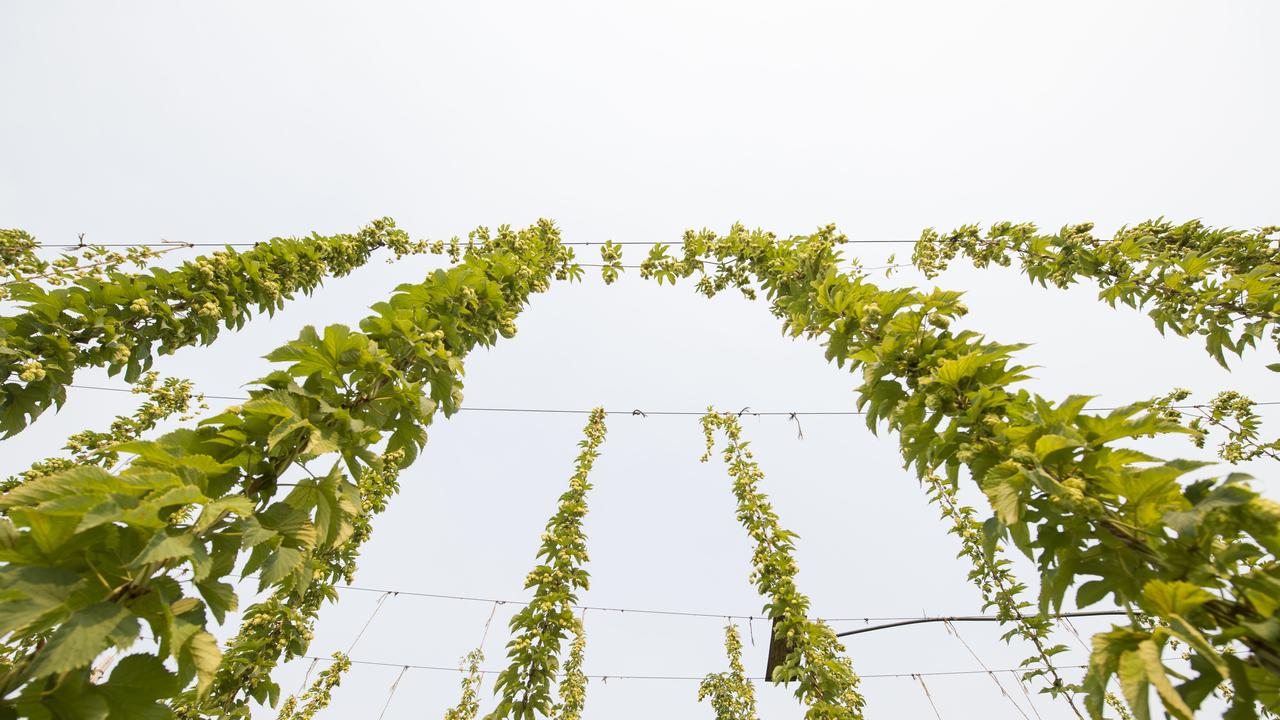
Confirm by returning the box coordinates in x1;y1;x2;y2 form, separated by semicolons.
2;2;1278;718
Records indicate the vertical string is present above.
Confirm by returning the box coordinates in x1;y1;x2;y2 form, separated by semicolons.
1058;618;1089;652
479;600;502;651
913;674;944;720
1062;618;1130;705
943;620;1033;720
296;657;320;693
1012;667;1046;719
376;665;409;720
348;591;395;654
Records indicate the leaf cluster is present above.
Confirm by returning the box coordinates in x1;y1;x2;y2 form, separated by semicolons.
698;624;759;720
912;219;1280;367
0;221;577;719
486;409;606;720
642;224;1280;719
275;652;350;720
1;228;171;299
701;411;865;720
0;217;435;437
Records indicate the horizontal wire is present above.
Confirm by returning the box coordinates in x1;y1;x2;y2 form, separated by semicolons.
577;262;909;272
295;653;1090;681
279;577;926;624
30;239;923;249
61;383;1280;416
217;574;1130;628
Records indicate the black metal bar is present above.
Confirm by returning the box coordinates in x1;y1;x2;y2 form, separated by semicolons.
835;610;1128;637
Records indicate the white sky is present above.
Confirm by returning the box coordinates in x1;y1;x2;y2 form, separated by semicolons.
2;2;1278;718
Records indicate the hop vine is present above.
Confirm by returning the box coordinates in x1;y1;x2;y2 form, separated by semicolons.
444;648;486;720
0;221;577;718
701;410;866;720
0;217;435;437
698;624;759;720
922;473;1083;717
911;219;1280;367
642;224;1280;719
0;227;174;297
486;408;606;720
1;371;204;494
551;617;588;720
275;652;351;720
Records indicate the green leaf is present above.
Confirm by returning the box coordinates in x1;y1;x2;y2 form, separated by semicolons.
1033;434;1080;462
133;531;202;567
194;580;238;625
1117;649;1151;720
980;467;1027;525
267;416;312;452
257;546;306;589
0;565;82;636
191;496;255;535
28;603;139;680
1075;579;1111;608
1140;580;1214;617
184;630;223;697
1138;639;1194;719
99;654;180;719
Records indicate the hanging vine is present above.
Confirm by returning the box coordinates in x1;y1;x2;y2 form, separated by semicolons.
910;219;1280;367
635;224;1280;719
485;408;606;720
911;217;1280;461
0;217;437;437
1;372;205;494
444;648;486;720
550;616;588;720
1;228;175;296
698;623;759;720
180;449;405;718
922;473;1084;717
274;652;351;720
701;410;865;720
1155;389;1280;465
0;221;577;718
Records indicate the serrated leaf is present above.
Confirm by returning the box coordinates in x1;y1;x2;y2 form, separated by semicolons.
194;580;237;624
28;603;139;680
100;653;179;719
1138;639;1193;719
0;565;82;636
184;631;223;697
1141;580;1214;617
133;531;202;567
257;546;306;590
1117;649;1152;720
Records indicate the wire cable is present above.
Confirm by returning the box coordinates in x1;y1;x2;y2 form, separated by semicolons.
226;573;1124;628
30;239;928;249
347;591;394;654
915;674;945;720
944;620;1033;720
375;665;409;720
298;653;1095;682
63;383;1280;416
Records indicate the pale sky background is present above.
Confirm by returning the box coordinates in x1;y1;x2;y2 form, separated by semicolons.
2;2;1278;718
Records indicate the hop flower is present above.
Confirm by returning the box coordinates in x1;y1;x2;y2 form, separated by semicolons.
197;300;222;318
18;360;45;382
